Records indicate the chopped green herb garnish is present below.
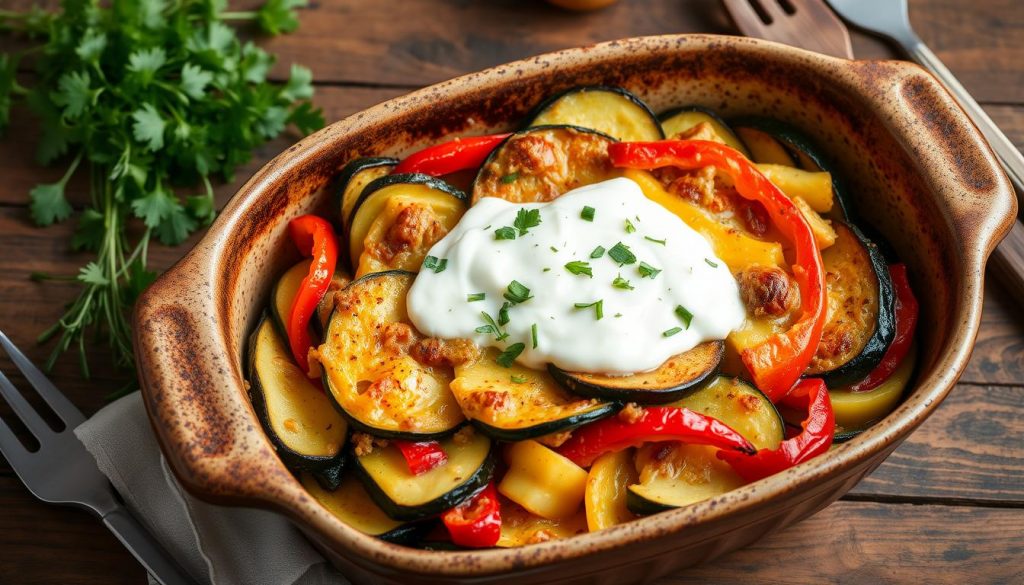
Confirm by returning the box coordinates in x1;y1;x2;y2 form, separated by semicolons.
477;311;509;341
607;242;636;265
565;261;593;278
495;226;517;240
514;208;542;235
705;258;719;268
675;305;694;329
543;267;551;272
663;327;683;337
498;302;511;326
423;256;447;273
638;261;661;279
612;274;634;290
574;300;604;320
496;343;526;367
581;206;595;221
501;172;520;184
550;246;559;253
590;245;606;259
644;236;667;245
614;313;623;318
504;280;533;304
511;374;528;383
531;323;539;349
624;218;636;234
467;292;486;302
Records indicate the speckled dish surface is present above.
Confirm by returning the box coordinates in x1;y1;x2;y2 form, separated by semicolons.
133;35;1015;584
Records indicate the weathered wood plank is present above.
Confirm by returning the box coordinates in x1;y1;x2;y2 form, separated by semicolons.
659;501;1024;585
848;383;1024;503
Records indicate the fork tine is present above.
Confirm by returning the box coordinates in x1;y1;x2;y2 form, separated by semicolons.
0;414;32;470
0;369;56;439
0;330;85;428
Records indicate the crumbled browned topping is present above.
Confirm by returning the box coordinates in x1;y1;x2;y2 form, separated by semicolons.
367;203;447;264
526;529;557;545
618;402;645;424
536;430;573;449
410;338;481;368
352;432;374;457
737;264;800;318
306;346;324;379
669;121;727;145
378;322;416;355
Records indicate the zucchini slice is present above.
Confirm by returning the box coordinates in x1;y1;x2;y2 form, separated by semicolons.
270;260;311;339
805;222;896;387
659;106;750;158
830;344;916;440
471;125;616;205
729;116;852;218
666;376;784;451
584;449;639;531
496;500;588;548
247;315;348;475
348;173;466;269
300;473;427;543
319;271;466;439
354;431;494;521
733;126;797;166
451;349;617;441
528;86;663;142
626;442;745;515
548;341;724;404
336;156;398;240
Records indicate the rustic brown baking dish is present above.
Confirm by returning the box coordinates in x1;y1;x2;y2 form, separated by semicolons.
133;35;1015;584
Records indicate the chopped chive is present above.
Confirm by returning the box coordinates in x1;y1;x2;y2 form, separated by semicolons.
467;292;486;302
531;323;538;349
638;261;661;279
590;245;605;259
574;300;604;320
705;258;719;268
608;242;636;265
501;172;519;184
614;313;623;318
498;302;511;326
514;208;542;235
550;246;559;253
423;256;448;273
542;267;551;272
581;206;596;221
675;305;694;329
477;311;509;341
494;226;517;240
564;260;593;278
612;274;634;290
644;236;667;245
496;343;526;367
624;218;637;234
504;280;533;304
511;374;528;383
663;327;683;337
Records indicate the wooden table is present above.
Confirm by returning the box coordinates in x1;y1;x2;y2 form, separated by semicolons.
1;1;1022;583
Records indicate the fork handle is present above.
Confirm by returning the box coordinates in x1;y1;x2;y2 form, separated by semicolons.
904;38;1024;207
102;507;199;585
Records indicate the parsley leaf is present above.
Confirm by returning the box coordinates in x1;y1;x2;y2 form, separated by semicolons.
608;242;636;265
51;71;96;120
565;260;593;278
504;280;533;304
423;256;448;273
131;104;166;151
590;245;605;259
638;262;662;279
501;172;519;184
496;343;526;367
612;274;634;290
494;226;517;240
29;182;72;226
256;0;307;35
513;208;541;235
180;63;213;100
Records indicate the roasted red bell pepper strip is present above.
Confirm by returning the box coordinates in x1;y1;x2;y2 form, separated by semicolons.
609;140;827;401
557;407;756;468
393;440;448;475
849;264;918;392
441;482;501;548
718;378;834;482
392;133;510;176
286;215;338;375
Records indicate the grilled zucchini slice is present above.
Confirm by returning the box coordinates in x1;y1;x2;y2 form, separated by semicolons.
625;376;784;514
584;449;639;531
348;173;466;269
471;125;616;205
451;349;617;441
659;106;750;157
300;473;428;543
271;260;348;342
354;431;494;521
528;86;663;141
830;344;916;441
548;341;723;404
806;222;896;387
319;271;465;439
733;126;797;166
336;156;398;240
247;315;347;476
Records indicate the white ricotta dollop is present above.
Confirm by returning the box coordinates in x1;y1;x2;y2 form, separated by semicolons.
406;177;745;374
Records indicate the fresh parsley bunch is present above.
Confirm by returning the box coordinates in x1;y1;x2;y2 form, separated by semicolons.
0;0;324;382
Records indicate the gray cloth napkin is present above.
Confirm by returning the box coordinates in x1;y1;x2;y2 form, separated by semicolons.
74;392;351;585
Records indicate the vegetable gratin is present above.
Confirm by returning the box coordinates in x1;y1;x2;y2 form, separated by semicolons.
246;86;919;549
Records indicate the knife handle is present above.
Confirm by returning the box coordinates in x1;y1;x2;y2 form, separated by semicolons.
102;507;199;585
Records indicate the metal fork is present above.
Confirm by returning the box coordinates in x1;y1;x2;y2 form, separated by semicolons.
0;329;198;585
